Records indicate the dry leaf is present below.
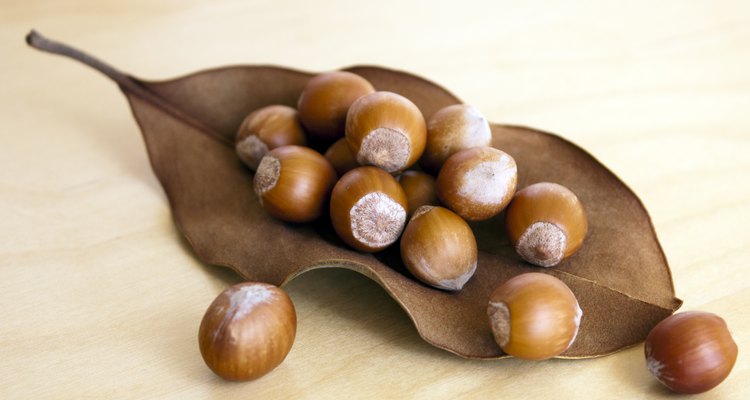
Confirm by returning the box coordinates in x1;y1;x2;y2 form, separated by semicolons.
27;31;681;359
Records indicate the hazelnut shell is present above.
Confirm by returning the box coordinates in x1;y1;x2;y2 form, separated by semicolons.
198;282;297;381
297;71;375;141
345;91;426;174
329;166;408;252
254;145;337;222
645;311;738;394
397;170;438;216
487;272;582;360
505;182;588;267
235;105;307;170
420;104;492;174
400;206;478;291
436;146;517;221
324;137;359;177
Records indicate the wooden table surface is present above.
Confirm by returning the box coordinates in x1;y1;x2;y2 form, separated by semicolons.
2;1;748;398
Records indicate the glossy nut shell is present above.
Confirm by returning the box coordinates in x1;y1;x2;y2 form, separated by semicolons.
436;146;517;221
397;170;438;216
645;311;738;394
487;272;582;360
253;145;337;222
400;206;478;291
297;71;375;141
329;166;408;252
345;91;426;174
198;282;297;381
505;182;587;267
235;105;307;170
420;104;492;174
324;137;359;177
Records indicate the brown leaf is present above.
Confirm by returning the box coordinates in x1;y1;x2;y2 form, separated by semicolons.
27;31;681;359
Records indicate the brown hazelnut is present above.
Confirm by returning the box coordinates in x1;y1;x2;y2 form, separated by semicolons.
400;206;477;291
324;137;359;177
487;272;582;360
436;146;517;221
420;104;492;174
397;170;438;216
198;282;296;381
297;71;375;141
345;91;426;174
505;182;587;267
645;311;738;394
330;166;408;252
254;145;337;223
235;105;307;170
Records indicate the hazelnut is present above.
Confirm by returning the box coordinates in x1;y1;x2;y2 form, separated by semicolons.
487;272;582;360
397;170;438;216
400;206;478;291
345;91;426;174
297;71;375;141
235;105;307;170
330;166;408;252
420;104;492;174
505;182;587;267
324;137;359;177
645;311;738;394
254;145;337;223
436;146;517;221
198;282;296;381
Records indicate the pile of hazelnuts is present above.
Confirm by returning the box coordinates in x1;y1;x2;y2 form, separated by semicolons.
197;71;737;394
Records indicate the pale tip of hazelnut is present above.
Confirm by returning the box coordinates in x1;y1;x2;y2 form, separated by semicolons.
254;155;280;197
350;191;406;249
462;108;491;144
457;155;517;205
436;260;477;291
452;105;491;148
236;135;269;170
488;301;510;348
645;344;670;385
567;303;583;349
646;345;675;385
516;221;567;267
357;127;410;173
213;284;275;341
410;205;434;221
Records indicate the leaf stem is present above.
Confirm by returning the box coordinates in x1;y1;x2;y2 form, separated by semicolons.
26;29;139;91
25;29;233;147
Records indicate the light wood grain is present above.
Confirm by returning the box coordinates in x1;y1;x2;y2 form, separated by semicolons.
2;1;749;398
